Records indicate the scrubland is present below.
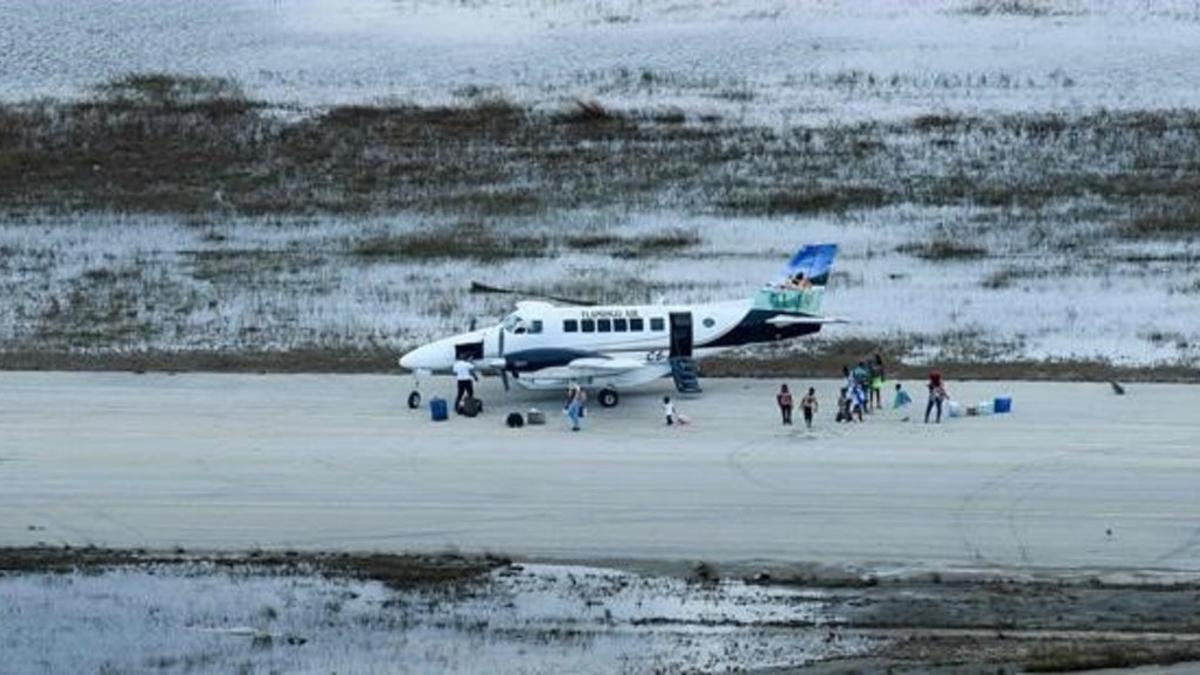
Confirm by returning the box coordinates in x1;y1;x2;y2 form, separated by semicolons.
2;0;1199;375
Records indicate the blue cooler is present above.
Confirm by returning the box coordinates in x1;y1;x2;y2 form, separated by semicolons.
993;396;1012;414
429;397;449;421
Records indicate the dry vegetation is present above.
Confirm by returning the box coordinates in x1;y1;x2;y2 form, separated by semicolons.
895;237;989;261
3;74;1200;370
3;74;1200;227
351;221;548;262
0;546;505;589
954;0;1061;17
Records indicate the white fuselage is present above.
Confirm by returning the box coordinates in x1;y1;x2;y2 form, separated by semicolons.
400;244;839;398
399;294;825;390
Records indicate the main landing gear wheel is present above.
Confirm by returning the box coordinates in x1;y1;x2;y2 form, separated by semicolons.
598;388;619;408
407;391;422;409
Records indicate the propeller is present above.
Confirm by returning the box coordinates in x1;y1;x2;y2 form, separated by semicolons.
498;327;509;391
484;356;514;392
469;281;597;306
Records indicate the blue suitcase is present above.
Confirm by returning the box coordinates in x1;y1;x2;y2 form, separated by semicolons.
429;397;448;421
993;396;1012;414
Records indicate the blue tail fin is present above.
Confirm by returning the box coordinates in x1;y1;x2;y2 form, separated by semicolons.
780;244;838;286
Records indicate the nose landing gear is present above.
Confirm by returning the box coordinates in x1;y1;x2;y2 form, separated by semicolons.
406;368;430;410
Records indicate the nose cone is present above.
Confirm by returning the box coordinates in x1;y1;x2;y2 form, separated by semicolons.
399;345;429;371
399;340;452;372
398;349;417;370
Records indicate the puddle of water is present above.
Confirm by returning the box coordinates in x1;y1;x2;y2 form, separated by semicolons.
0;561;876;673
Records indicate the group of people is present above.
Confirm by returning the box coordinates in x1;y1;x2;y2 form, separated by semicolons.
456;354;952;432
773;355;951;428
773;384;820;429
835;355;887;423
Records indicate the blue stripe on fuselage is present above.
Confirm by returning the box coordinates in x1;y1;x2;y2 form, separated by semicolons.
504;348;604;372
697;309;821;349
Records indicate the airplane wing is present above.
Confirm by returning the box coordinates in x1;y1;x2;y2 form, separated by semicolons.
563;356;648;376
507;354;664;388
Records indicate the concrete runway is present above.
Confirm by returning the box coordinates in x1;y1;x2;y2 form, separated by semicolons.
2;372;1198;572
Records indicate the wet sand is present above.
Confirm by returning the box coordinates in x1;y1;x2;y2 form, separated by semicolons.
4;546;1200;673
1;372;1198;574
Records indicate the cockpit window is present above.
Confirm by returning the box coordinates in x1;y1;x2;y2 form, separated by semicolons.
502;313;526;333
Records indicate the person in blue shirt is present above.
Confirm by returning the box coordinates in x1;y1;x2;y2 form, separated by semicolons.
893;382;913;422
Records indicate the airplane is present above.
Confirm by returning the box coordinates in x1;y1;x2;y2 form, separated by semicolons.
399;243;843;409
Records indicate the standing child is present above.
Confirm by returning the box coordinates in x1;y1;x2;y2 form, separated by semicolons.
836;388;851;423
851;361;871;412
565;384;585;431
925;371;947;424
776;384;794;425
801;387;819;430
869;354;886;412
850;382;866;422
892;382;913;422
663;396;677;426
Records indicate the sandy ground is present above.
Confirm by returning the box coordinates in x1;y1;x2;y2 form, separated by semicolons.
1;372;1198;573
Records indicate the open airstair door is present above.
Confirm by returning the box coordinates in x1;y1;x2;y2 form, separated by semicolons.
668;312;701;394
668;312;693;358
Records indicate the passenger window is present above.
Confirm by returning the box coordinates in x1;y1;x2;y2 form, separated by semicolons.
650;317;665;331
597;319;611;333
613;318;627;332
630;318;644;331
581;319;595;333
530;320;543;334
563;320;578;333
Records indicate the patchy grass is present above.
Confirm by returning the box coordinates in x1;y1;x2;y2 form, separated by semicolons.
896;238;989;261
0;546;505;589
648;107;687;125
704;340;1200;383
1173;278;1200;295
980;266;1031;289
2;75;1200;220
911;113;964;131
95;73;248;107
1022;642;1200;672
565;228;701;258
718;187;887;215
35;265;166;348
351;222;548;262
1117;203;1200;239
552;99;629;125
954;0;1056;17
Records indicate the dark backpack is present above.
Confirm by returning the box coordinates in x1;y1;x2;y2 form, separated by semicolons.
461;397;483;417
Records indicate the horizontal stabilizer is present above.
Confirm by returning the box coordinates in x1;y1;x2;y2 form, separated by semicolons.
765;315;850;326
